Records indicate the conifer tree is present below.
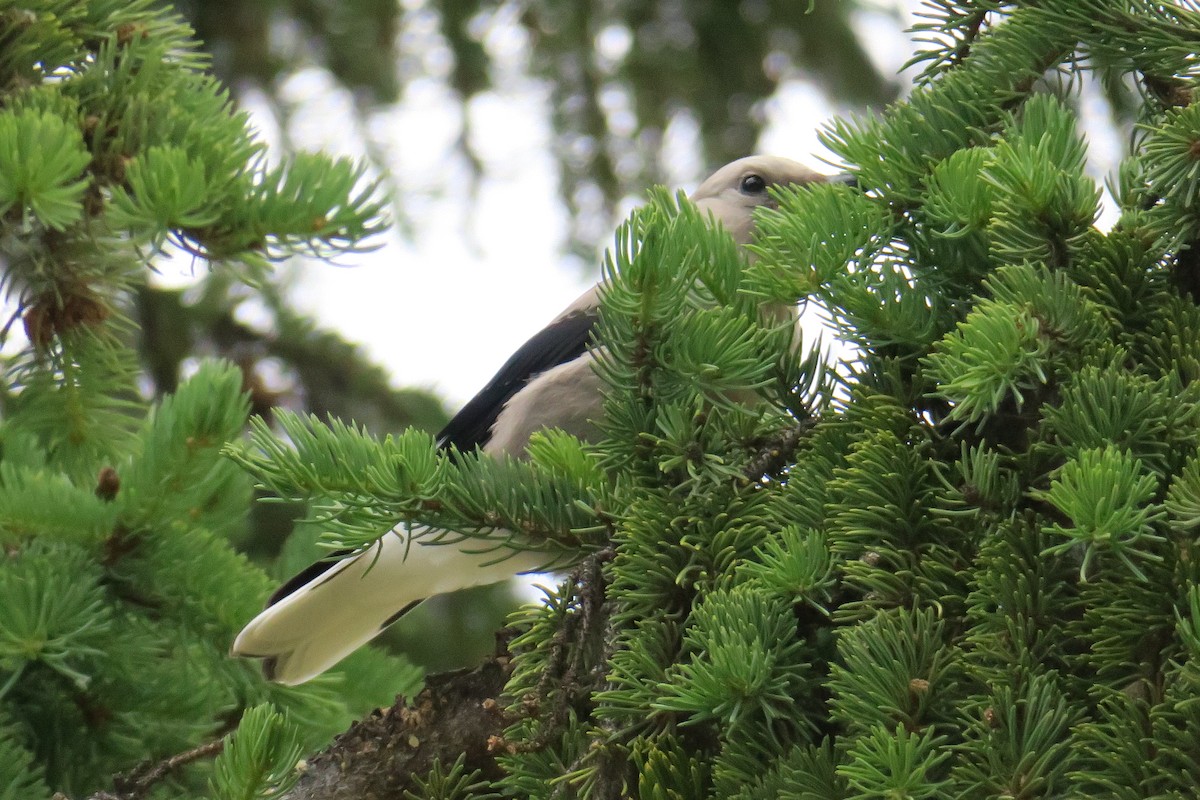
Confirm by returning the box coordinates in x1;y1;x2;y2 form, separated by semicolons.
8;2;1200;800
227;1;1200;798
0;3;421;798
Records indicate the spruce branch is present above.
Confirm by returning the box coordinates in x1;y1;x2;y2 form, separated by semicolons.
741;418;816;482
906;1;1001;79
493;546;617;765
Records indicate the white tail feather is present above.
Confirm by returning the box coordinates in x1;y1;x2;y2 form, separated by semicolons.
231;528;547;685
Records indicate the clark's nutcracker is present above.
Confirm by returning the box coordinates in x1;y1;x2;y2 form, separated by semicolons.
232;156;846;684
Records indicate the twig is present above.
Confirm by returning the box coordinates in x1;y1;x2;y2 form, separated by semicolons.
85;739;225;800
946;8;989;70
742;418;817;482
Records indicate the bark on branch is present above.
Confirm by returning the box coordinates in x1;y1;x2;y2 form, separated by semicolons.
281;657;514;800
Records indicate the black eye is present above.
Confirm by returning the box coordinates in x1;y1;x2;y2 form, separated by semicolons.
739;174;767;194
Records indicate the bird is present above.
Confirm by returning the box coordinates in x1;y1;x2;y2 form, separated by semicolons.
232;156;849;685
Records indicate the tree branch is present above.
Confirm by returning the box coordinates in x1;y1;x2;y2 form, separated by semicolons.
80;740;225;800
742;418;817;482
279;659;514;800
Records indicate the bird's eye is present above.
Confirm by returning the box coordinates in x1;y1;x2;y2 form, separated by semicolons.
739;174;767;194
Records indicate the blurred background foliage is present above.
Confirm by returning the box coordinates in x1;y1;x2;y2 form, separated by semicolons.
175;0;897;244
141;0;902;674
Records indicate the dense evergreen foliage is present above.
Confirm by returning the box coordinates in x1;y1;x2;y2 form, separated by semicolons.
0;3;421;797
4;0;1200;798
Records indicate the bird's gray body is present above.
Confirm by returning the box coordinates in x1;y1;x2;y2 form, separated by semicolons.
232;155;836;684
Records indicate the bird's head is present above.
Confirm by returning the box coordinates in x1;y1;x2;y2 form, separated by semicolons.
690;155;852;244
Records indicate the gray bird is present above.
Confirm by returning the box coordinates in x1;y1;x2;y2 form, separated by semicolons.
232;156;844;684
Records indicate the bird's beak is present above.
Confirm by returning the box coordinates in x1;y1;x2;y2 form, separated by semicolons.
826;172;857;188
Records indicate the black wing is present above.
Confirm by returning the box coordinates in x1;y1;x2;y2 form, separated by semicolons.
259;307;598;613
266;555;351;605
435;308;598;452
